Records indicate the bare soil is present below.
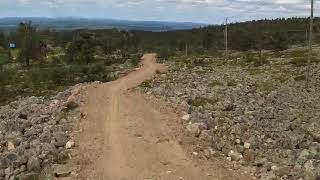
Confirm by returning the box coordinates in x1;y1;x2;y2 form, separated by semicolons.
71;54;252;180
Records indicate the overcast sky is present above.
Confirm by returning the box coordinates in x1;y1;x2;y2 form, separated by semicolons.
0;0;318;24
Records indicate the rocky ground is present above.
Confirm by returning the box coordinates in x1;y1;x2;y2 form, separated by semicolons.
0;83;85;179
0;57;136;180
138;53;320;180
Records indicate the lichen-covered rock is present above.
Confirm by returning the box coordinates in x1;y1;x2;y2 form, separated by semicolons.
0;85;84;179
137;59;320;179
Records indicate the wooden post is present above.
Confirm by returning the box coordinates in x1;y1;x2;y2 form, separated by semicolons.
306;0;314;88
225;17;228;59
185;42;188;57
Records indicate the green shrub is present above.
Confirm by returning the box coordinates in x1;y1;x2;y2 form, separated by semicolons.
140;80;152;88
49;67;68;85
86;63;109;82
0;50;9;65
289;49;307;58
193;58;208;66
290;56;320;66
130;55;141;66
244;52;255;63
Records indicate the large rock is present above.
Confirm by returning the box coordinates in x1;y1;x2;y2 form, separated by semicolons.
304;160;320;180
17;172;40;180
65;95;79;109
27;157;41;172
181;114;191;121
297;149;310;165
53;132;68;147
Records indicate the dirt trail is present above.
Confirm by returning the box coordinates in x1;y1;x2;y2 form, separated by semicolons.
74;54;251;180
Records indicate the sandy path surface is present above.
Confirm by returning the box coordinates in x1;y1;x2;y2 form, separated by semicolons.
74;54;251;180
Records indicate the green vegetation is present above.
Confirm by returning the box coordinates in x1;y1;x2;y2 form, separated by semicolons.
140;80;152;88
243;52;269;67
227;80;237;87
0;17;319;104
209;80;224;87
290;56;320;66
0;63;113;104
294;75;307;81
189;97;218;107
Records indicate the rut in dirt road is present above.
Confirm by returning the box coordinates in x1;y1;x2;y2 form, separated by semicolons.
74;54;251;180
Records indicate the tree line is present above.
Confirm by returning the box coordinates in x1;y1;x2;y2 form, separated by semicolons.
0;17;319;66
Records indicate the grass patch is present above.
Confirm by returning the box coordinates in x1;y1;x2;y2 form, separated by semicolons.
189;97;218;107
0;49;9;65
288;49;307;58
243;52;269;67
130;54;141;66
140;80;152;88
227;80;237;87
209;80;224;87
10;49;20;57
258;81;276;92
294;75;306;81
289;56;320;66
0;62;112;105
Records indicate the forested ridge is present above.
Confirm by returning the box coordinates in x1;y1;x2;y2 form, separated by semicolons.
0;17;319;104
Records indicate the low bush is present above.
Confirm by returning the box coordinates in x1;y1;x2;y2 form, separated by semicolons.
130;54;141;66
140;80;152;88
0;62;111;104
243;52;269;67
290;56;320;66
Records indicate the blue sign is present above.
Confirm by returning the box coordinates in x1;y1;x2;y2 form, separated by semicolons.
9;43;16;48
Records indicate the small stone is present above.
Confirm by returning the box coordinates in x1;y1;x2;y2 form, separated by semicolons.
186;123;201;137
244;142;251;149
4;167;11;176
235;139;241;144
7;141;15;151
65;140;75;149
226;157;232;161
297;149;310;165
271;165;277;171
54;165;74;178
243;149;255;163
192;152;198;156
182;114;191;121
228;150;242;161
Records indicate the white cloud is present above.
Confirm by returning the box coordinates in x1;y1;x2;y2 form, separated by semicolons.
0;0;315;23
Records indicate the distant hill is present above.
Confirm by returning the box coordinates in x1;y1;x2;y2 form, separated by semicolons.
0;17;207;32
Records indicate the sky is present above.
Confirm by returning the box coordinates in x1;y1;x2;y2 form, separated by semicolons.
0;0;319;24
